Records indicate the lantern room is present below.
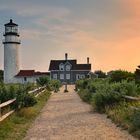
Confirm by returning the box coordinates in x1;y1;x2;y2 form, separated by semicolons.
4;19;19;36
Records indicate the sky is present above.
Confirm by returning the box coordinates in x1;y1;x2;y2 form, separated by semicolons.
0;0;140;72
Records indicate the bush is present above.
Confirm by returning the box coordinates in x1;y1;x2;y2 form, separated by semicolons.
109;70;134;83
36;76;50;87
91;83;123;112
49;80;61;92
78;88;92;102
0;83;37;110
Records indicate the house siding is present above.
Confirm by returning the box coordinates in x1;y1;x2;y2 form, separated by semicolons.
51;70;90;84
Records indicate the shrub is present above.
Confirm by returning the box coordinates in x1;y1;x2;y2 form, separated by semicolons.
49;80;61;92
36;76;50;87
0;83;37;110
91;84;122;113
109;70;134;83
78;88;92;103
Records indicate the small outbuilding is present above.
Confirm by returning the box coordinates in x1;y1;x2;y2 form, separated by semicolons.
15;70;50;84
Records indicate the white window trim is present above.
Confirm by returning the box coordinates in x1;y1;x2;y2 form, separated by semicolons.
66;74;70;80
66;65;71;71
60;74;64;79
76;74;85;80
59;63;64;71
53;74;57;79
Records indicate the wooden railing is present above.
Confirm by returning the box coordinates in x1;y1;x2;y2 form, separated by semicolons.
0;86;46;122
123;95;140;101
0;98;16;122
122;95;140;110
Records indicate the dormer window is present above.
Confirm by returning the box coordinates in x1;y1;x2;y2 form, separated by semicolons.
66;65;71;71
59;63;64;71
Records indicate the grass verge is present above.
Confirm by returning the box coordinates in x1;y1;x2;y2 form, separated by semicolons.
0;90;51;140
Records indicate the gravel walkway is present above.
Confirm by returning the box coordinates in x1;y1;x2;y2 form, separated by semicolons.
24;85;136;140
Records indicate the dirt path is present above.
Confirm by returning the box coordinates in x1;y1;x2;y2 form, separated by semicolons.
24;85;136;140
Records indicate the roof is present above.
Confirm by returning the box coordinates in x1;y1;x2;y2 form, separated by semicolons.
34;72;50;76
49;60;91;71
15;70;35;77
73;64;91;70
15;70;50;77
4;19;18;26
49;60;77;70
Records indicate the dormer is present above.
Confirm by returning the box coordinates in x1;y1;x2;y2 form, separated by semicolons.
65;62;72;71
59;63;64;71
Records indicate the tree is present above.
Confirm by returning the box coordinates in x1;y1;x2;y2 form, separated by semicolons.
109;70;134;83
94;70;106;78
0;70;3;82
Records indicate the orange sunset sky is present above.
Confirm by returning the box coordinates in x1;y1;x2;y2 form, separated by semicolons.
0;0;140;72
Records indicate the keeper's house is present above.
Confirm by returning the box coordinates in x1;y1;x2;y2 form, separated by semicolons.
49;54;91;84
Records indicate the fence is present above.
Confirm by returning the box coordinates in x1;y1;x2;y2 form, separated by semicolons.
123;95;140;110
0;86;46;122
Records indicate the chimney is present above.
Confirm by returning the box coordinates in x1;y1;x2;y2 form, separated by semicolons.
87;57;89;64
65;53;68;60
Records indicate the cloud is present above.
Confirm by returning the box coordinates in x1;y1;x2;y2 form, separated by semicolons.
1;0;140;72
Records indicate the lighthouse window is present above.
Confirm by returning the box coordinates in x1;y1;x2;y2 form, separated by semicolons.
5;27;12;33
12;27;18;33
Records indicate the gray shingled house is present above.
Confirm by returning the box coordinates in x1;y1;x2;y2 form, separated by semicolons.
49;54;91;84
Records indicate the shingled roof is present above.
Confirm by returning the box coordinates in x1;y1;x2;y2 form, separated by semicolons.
49;60;91;71
73;64;91;70
15;70;50;77
49;60;76;70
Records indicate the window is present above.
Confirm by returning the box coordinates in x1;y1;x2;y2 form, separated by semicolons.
76;74;80;80
60;74;64;79
81;75;85;79
5;27;12;33
59;63;64;71
66;74;70;80
66;65;71;71
76;74;85;80
53;74;57;79
24;77;27;82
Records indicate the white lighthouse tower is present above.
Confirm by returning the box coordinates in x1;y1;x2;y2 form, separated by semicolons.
3;19;20;83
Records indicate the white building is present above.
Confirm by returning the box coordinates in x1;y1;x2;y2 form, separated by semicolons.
3;19;49;84
15;70;50;84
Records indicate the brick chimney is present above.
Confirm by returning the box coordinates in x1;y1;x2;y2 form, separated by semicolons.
87;57;89;64
65;53;68;60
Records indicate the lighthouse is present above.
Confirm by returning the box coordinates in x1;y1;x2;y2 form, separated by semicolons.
3;19;20;83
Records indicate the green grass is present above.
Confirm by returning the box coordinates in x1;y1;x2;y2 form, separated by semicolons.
0;90;51;140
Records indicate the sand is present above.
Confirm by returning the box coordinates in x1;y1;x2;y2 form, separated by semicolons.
24;85;136;140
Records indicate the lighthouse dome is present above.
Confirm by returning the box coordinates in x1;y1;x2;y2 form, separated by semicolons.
4;19;18;26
